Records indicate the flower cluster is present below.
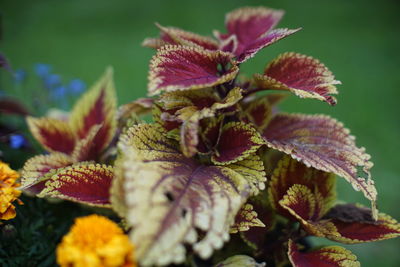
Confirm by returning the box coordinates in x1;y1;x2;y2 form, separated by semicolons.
32;63;86;103
16;6;400;267
57;215;136;267
1;62;86;107
0;62;87;155
0;161;22;220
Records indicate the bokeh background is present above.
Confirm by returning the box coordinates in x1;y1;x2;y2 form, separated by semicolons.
1;0;400;266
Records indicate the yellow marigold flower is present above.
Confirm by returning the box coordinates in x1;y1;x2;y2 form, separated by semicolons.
57;214;136;267
0;161;22;220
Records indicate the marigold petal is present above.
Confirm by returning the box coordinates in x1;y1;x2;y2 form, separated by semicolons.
57;214;136;267
0;161;22;220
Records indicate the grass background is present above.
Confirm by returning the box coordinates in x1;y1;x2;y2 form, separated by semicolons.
1;0;400;266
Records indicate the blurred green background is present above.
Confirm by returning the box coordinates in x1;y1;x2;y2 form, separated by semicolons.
1;0;399;266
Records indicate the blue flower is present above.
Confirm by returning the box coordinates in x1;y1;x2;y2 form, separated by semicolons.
35;63;52;77
44;74;61;89
9;134;26;149
14;69;27;83
51;86;67;100
68;79;86;95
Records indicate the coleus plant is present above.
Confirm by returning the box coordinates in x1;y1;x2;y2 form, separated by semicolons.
21;68;116;205
20;6;399;267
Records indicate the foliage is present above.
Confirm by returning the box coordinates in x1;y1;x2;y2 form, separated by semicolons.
0;196;90;267
1;5;399;267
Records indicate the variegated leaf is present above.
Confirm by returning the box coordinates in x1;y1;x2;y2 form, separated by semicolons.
148;45;239;96
158;87;243;157
278;184;338;238
263;113;377;217
69;67;117;154
211;86;243;111
215;7;300;63
171;87;242;119
241;95;273;130
117;97;153;124
236;28;300;63
254;53;341;105
152;104;181;134
226;155;267;195
159;88;217;117
269;156;336;220
20;153;73;194
178;88;242;157
159;86;242;116
109;157;129;218
155;24;219;50
180;117;200;157
279;184;324;223
288;240;360;267
320;204;400;243
215;255;266;267
26;116;76;154
197;116;224;154
222;7;285;43
38;162;113;207
281;191;400;244
240;192;276;251
71;124;102;161
160;96;212;119
212;122;265;165
230;203;265;233
112;124;266;266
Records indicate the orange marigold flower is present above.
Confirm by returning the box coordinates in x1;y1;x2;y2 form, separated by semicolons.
0;161;22;220
57;214;136;267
